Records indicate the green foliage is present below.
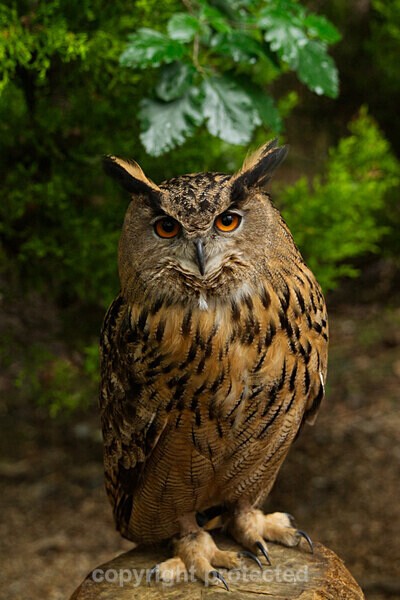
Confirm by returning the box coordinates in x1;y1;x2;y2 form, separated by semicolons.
0;0;398;347
0;0;180;307
0;0;342;310
13;343;98;417
278;109;400;290
369;0;400;92
120;0;341;155
0;4;88;93
318;0;400;156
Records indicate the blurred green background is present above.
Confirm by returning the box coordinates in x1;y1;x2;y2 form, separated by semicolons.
0;2;399;599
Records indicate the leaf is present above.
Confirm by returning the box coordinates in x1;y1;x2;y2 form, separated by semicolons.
138;89;204;156
260;10;308;66
200;4;232;34
167;13;201;43
303;14;341;44
260;9;339;97
201;76;260;145
155;62;196;102
244;85;282;132
119;28;185;69
210;31;263;63
296;40;339;98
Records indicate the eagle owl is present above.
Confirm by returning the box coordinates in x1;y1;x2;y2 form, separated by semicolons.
100;140;328;587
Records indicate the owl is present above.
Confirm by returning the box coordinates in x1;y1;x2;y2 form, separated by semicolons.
100;140;328;588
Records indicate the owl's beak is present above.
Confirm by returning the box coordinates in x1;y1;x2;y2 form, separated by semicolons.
194;239;206;276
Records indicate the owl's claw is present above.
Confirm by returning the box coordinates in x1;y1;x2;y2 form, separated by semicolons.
239;550;263;570
209;570;229;591
255;541;272;565
229;509;315;558
297;530;314;553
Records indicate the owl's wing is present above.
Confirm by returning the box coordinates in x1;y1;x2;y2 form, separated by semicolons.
297;300;329;433
303;350;327;427
99;294;168;537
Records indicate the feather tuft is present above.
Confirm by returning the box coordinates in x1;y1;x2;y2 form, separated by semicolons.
103;156;161;207
230;139;288;203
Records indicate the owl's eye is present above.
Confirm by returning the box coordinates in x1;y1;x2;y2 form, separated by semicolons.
154;217;181;239
214;211;242;233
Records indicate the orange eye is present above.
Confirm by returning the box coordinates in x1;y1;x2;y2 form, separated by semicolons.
214;212;242;233
154;217;181;239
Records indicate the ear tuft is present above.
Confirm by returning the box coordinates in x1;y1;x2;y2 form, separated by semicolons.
103;156;161;202
230;139;288;203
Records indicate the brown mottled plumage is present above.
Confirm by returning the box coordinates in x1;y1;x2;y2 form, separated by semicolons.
100;140;328;584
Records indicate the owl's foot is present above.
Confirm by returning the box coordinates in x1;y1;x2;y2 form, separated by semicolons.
228;508;313;562
151;530;242;589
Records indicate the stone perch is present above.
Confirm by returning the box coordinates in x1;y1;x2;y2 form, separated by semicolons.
70;534;364;599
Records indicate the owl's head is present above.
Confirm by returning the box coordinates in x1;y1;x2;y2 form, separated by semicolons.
104;140;293;307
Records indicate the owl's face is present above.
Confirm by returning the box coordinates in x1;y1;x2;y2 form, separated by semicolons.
105;140;290;306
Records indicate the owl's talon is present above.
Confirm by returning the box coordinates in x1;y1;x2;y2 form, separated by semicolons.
255;541;272;565
297;530;314;553
239;550;263;570
209;570;230;591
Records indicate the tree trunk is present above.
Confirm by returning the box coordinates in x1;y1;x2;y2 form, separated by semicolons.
70;534;364;600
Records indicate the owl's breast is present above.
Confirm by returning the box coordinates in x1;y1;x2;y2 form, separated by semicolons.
127;291;265;411
127;275;327;437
